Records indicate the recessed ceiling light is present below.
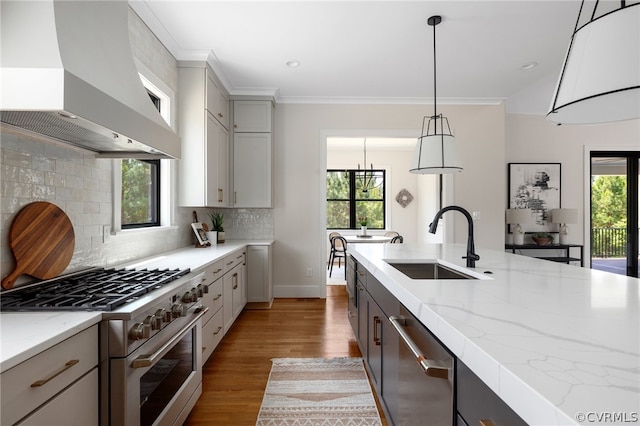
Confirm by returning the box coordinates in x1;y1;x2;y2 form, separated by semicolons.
286;60;300;68
520;62;538;70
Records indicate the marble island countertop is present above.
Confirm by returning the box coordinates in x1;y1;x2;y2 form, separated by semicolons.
348;243;640;426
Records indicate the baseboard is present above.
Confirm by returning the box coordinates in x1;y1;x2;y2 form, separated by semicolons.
245;300;274;310
274;284;321;298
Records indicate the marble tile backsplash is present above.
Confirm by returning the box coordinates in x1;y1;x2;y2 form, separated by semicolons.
195;208;274;240
0;129;193;285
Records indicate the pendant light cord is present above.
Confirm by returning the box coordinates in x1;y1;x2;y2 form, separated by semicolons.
433;18;437;120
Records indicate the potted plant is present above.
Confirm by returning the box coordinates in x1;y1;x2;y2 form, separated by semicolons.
209;212;225;243
531;232;554;246
359;216;368;236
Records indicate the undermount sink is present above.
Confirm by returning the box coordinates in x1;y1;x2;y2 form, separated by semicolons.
386;261;477;280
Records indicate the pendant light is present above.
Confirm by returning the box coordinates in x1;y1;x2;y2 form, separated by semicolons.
547;1;640;125
410;15;463;174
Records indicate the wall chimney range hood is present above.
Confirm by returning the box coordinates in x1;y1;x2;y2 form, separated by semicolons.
0;1;181;159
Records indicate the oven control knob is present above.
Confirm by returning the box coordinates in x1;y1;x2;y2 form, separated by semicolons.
154;309;165;329
129;323;145;341
196;284;204;297
172;303;186;318
162;308;173;323
203;284;209;294
182;291;194;303
142;316;155;338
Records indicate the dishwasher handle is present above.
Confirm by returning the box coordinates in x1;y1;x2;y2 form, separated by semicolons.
389;315;450;379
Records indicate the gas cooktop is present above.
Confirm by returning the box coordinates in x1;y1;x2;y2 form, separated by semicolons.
0;268;190;312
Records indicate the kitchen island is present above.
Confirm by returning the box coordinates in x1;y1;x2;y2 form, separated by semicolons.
348;243;639;426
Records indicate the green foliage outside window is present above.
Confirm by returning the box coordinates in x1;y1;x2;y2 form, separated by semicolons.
591;175;627;228
327;169;385;229
122;159;159;227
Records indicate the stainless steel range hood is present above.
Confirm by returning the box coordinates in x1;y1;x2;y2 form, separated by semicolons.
0;1;181;159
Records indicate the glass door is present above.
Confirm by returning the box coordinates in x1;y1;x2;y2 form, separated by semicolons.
590;153;639;277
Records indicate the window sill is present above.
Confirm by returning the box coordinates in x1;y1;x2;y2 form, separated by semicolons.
112;225;179;238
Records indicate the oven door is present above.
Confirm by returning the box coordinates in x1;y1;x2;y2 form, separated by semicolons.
110;307;205;426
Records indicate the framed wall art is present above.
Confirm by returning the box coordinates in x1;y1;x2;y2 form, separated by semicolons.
508;163;561;233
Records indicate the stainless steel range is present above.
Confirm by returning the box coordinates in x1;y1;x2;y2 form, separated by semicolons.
1;267;207;426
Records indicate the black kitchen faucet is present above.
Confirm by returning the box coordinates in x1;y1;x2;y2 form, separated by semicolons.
428;205;480;268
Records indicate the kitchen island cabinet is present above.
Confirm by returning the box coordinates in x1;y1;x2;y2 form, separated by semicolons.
348;243;639;426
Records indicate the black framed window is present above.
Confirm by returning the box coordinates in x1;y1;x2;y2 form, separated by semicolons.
120;89;162;229
327;169;385;229
121;159;160;229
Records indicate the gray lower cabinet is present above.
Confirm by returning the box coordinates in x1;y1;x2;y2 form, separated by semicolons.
456;359;527;426
351;258;526;426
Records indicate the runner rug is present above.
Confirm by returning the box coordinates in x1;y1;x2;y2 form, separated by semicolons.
256;357;382;426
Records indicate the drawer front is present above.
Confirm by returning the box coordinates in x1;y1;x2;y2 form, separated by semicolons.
202;309;225;364
224;250;245;271
209;279;224;314
1;325;98;426
209;260;226;282
19;368;99;426
456;360;527;426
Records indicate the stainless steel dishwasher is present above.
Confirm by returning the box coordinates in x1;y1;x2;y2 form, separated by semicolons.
388;305;454;425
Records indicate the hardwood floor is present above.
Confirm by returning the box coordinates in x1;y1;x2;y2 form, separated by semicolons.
184;285;387;425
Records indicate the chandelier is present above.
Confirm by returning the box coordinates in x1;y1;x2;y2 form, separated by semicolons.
357;138;381;193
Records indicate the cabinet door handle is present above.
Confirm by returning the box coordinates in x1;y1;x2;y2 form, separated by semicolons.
31;359;79;387
213;293;222;301
218;112;223;118
373;316;381;346
232;272;238;289
218;188;223;203
213;326;223;335
389;316;449;379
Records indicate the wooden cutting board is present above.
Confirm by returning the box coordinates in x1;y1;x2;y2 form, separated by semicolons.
1;202;75;290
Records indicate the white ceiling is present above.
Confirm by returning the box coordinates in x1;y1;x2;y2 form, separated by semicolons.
130;0;605;112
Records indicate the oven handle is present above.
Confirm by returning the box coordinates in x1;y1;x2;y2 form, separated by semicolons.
131;306;208;369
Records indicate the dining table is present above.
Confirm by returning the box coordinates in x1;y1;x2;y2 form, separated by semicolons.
343;235;393;244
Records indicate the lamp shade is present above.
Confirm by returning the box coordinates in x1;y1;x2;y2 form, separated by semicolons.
410;134;462;174
550;208;578;224
547;3;640;124
505;209;533;224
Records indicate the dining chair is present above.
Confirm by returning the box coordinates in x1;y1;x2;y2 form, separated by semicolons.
328;236;348;278
327;232;342;270
390;235;404;243
384;231;400;238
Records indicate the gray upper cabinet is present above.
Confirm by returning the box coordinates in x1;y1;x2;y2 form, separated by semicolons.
233;100;272;132
232;100;273;208
178;63;230;207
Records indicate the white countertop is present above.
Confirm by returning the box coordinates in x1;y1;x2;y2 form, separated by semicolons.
0;240;274;373
0;312;102;372
348;243;640;426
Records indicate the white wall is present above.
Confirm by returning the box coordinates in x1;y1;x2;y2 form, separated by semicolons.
273;103;506;298
506;113;640;250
